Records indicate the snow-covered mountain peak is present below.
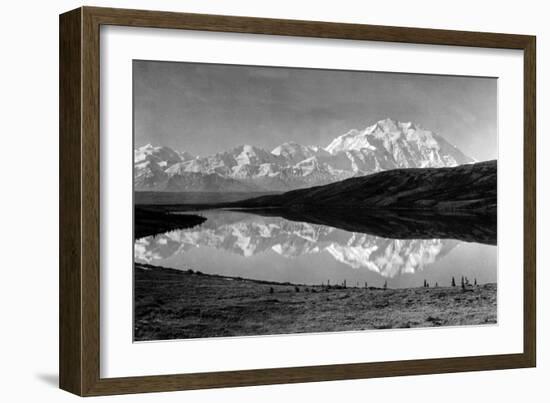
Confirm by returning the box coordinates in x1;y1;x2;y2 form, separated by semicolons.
325;127;375;154
134;143;185;168
375;117;399;132
271;141;299;154
271;141;328;164
324;118;473;170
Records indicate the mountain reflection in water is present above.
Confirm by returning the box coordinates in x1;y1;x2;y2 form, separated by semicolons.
134;210;497;287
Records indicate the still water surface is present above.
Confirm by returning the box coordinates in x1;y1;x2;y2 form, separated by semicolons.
134;210;496;288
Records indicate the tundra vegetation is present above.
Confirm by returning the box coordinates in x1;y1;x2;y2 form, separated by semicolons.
135;264;496;341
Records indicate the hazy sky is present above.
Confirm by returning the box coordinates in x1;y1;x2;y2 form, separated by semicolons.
134;60;497;161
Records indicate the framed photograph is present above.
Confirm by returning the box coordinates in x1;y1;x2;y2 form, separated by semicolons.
59;6;536;396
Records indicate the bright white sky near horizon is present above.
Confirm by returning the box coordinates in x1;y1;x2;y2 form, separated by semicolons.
134;60;497;161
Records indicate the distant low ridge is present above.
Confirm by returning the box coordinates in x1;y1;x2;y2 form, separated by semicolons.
134;118;475;192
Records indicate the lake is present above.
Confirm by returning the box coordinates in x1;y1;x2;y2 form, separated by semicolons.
134;209;497;289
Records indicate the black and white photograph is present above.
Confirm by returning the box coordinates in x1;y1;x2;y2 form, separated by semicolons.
133;60;497;342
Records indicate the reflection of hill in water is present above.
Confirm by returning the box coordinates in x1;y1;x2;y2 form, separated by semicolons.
252;207;496;245
135;210;467;278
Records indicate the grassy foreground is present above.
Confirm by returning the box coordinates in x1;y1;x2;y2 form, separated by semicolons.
134;264;497;341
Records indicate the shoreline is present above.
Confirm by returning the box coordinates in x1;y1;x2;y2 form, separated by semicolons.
136;263;492;290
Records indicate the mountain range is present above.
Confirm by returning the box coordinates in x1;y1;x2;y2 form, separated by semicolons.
134;118;475;192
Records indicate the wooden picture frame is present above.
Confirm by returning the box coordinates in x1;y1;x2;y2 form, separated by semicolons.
59;6;536;396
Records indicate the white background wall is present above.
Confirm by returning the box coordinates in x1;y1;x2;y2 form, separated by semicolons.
0;0;546;401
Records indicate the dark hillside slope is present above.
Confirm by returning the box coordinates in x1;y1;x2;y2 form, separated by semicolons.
232;160;496;213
